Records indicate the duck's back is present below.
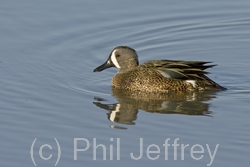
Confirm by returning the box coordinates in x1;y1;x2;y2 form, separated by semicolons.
112;60;224;92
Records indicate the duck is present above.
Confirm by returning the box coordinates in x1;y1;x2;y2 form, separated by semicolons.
93;46;225;92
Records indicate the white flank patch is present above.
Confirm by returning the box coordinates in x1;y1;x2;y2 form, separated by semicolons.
186;92;196;101
111;50;121;68
109;104;121;122
161;101;169;109
185;80;196;87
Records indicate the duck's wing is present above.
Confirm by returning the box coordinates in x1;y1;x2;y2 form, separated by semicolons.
140;60;216;80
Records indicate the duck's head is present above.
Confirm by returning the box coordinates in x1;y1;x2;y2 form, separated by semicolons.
93;46;139;72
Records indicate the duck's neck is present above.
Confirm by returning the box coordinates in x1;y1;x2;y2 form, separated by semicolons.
118;58;139;73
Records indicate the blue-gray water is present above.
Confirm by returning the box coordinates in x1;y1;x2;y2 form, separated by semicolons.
1;0;250;166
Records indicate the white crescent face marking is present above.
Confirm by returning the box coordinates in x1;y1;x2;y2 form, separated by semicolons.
109;104;121;122
110;50;121;68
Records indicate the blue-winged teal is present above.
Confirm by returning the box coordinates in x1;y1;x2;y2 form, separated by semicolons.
93;46;225;92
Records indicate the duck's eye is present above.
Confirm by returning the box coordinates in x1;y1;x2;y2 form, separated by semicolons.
116;54;120;58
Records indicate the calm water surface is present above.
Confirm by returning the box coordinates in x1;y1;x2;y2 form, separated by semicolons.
0;0;250;166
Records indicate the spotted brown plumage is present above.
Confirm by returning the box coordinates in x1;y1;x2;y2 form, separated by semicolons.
94;46;226;92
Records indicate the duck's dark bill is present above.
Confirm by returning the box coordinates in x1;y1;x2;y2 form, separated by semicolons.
93;60;114;72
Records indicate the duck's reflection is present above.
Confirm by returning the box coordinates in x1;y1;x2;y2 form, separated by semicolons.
93;88;218;127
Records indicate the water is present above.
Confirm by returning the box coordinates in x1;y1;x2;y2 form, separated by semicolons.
0;0;250;166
